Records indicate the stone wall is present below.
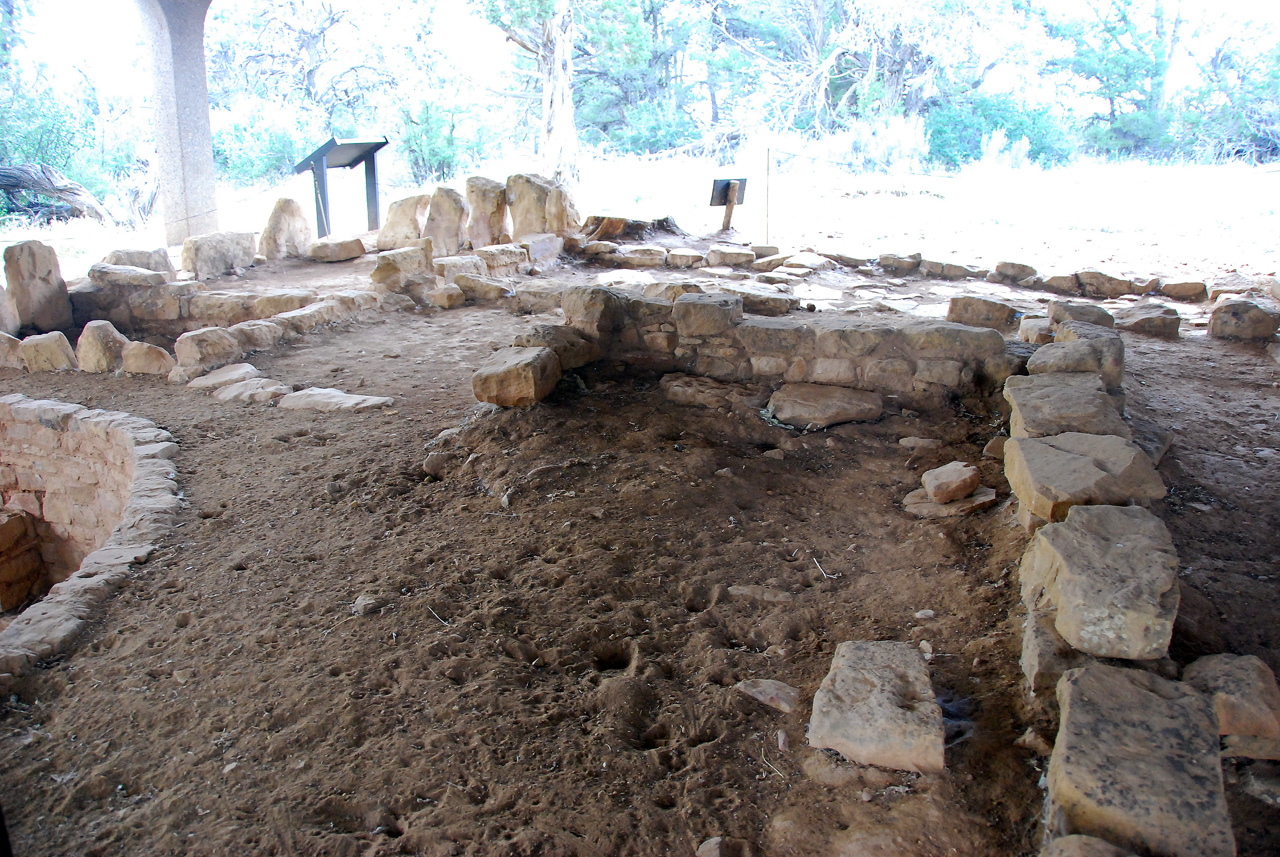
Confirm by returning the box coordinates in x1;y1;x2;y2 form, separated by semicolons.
0;395;180;685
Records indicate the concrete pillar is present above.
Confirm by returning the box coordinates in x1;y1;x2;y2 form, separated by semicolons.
137;0;218;245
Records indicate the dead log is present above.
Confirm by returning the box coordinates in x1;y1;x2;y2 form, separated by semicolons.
0;163;113;223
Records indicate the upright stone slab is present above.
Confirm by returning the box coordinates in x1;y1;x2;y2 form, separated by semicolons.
258;198;312;260
466;176;509;249
19;332;78;372
1020;505;1178;660
2;240;73;333
1049;664;1234;857
377;194;432;251
182;232;256;279
433;255;487;285
75;320;130;373
122;341;176;375
472;346;561;407
507;173;555;238
808;640;944;773
423;187;470;257
1004;374;1131;440
1004;433;1165;522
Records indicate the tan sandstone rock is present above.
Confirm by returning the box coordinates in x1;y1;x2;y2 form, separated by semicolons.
1053;321;1125;390
75;320;128;373
1184;654;1280;739
308;236;366;262
187;363;261;390
1020;505;1178;660
423;187;470;257
121;341;175;375
87;263;167;288
371;247;429;291
1076;270;1139;299
454;274;514;302
19;331;77;372
182;232;256;279
1020;317;1055;344
1049;664;1234;857
768;384;883;429
1158;280;1207;302
1004;374;1131;440
705;244;756;267
3;240;73;333
0;331;21;369
673;293;743;337
513;324;602;371
1208;299;1279;341
378;194;432;251
278;388;394;411
735;679;799;714
922;461;980;503
809;640;944;773
211;378;292;404
103;248;175;277
173;327;243;371
902;486;998;518
1113;301;1180;339
472;346;561;407
1040;835;1136;857
475;244;528;277
1048;301;1114;328
946;296;1018;332
465;176;509;249
258;198;312;260
1004;433;1164;522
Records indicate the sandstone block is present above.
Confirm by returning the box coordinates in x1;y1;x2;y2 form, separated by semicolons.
103;248;175;277
3;240;72;332
308;236;366;262
879;253;921;272
507;174;556;237
75;320;128;373
1020;505;1178;660
607;244;668;269
1048;301;1114;328
378;194;432;251
475;244;528;277
187;363;261;390
1042;274;1082;296
1112;302;1180;339
997;261;1038;282
512;280;568;314
371;247;429;291
87;263;167;288
277;388;394;411
187;292;257;327
902;486;998;518
1004;433;1164;522
594;270;655;290
472;346;561;407
809;640;944;773
901;321;1006;360
423;187;470;257
1208;299;1279;341
705;244;755;267
785;251;834;271
942;263;986;280
425;284;465;309
735;679;799;713
665;248;703;268
1183;654;1280;739
0;331;21;369
454;274;513;302
253;291;315;317
173;327;242;370
673;293;743;337
751;253;791;272
1077;270;1139;299
1041;835;1136;857
1027;340;1102;377
465;177;509;249
643;280;703;302
946;296;1018;331
1158;280;1207;302
660;374;769;412
210;378;292;404
583;240;618;256
1004;374;1130;439
181;232;256;279
19;332;77;372
720;283;799;317
1023;609;1091;696
922;460;980;503
519;233;564;268
1049;664;1234;857
513;324;602;370
1020;317;1055;344
229;319;284;353
257;198;312;259
121;341;175;375
562;286;627;337
1054;321;1125;390
768;384;882;429
432;254;487;285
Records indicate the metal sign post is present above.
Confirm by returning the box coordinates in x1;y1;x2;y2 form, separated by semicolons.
294;137;389;238
710;178;747;232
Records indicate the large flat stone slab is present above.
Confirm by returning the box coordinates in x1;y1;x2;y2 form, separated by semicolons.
903;486;998;518
1004;374;1131;440
277;388;393;411
808;640;944;773
1020;505;1178;660
1049;664;1235;857
1005;433;1164;522
1184;654;1280;739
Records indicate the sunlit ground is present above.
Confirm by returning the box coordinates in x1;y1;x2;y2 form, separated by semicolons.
3;158;1277;283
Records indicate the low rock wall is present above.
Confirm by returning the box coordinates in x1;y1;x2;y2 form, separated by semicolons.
0;395;179;685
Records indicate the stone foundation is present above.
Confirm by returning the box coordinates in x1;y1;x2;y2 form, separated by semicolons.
0;395;179;685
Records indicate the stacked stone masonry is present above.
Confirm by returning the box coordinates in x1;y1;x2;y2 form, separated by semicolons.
0;395;179;686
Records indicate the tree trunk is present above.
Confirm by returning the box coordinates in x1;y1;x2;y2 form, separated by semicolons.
0;163;112;223
541;0;578;184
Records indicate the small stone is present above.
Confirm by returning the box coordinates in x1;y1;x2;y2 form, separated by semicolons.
903;486;998;518
1019;317;1054;344
914;609;935;620
426;284;466;309
1158;280;1207;302
187;362;261;390
983;436;1007;460
19;331;78;372
921;461;980;504
705;243;755;267
352;594;386;616
735;679;799;713
1076;269;1139;299
899;436;943;451
210;378;292;404
996;261;1038;282
1015;728;1054;758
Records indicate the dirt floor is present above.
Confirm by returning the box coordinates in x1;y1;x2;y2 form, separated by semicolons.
1;254;1279;855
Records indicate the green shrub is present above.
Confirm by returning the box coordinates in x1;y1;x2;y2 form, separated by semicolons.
925;93;1073;169
212;109;314;186
399;103;471;184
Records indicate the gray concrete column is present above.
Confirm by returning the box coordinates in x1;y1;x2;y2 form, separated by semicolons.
137;0;218;245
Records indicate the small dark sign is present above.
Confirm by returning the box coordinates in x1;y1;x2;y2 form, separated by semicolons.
709;179;747;206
